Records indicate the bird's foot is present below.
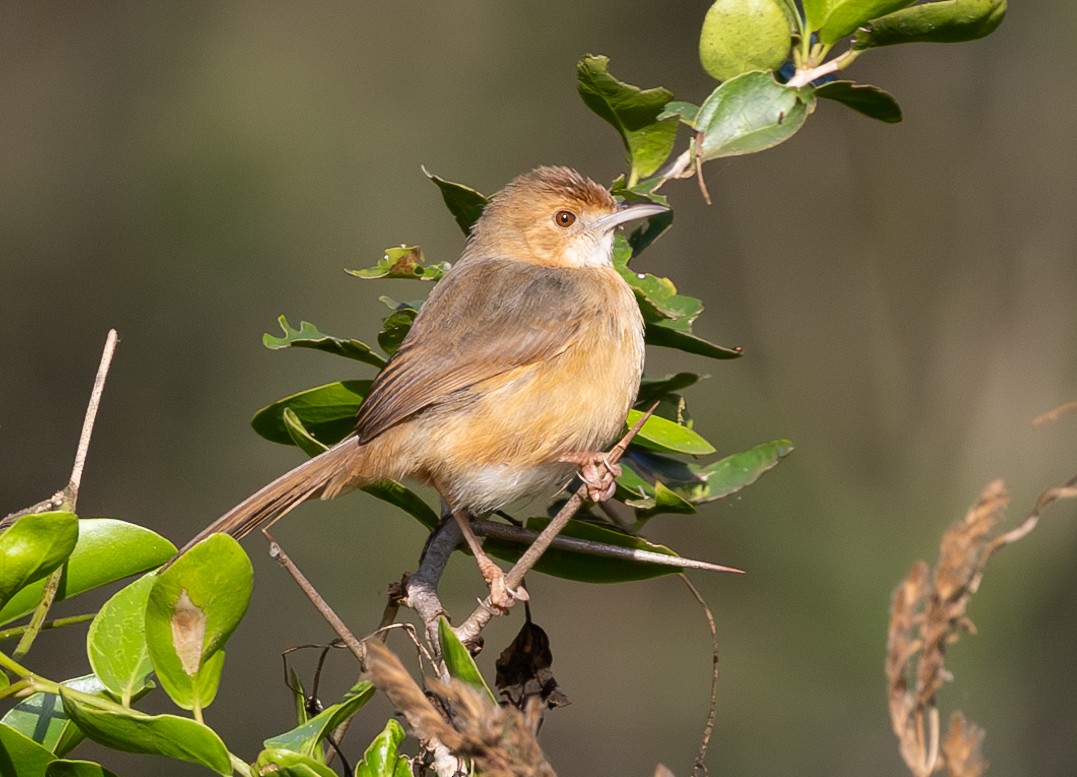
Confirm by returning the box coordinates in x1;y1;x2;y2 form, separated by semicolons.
561;451;622;502
478;555;528;614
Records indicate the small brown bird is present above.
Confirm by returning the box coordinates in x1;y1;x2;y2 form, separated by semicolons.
183;167;666;606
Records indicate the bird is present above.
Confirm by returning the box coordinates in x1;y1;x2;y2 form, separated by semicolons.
179;166;667;608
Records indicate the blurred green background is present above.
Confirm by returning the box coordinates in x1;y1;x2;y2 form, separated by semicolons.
2;3;1075;775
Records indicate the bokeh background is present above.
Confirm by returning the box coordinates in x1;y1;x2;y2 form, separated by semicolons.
3;3;1076;775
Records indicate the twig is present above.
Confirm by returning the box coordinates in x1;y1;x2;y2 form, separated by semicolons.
454;406;657;646
12;569;64;661
403;518;463;649
66;329;119;508
681;575;719;777
1;330;118;528
0;613;96;643
470;519;743;574
264;530;367;665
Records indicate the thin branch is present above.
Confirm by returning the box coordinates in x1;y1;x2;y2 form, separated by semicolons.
681;575;719;777
454;406;657;646
66;329;119;508
1;330;118;528
12;569;64;661
403;518;463;649
471;519;743;574
0;612;96;643
264;530;367;665
786;48;862;88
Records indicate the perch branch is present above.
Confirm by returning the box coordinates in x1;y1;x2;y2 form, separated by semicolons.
453;405;656;646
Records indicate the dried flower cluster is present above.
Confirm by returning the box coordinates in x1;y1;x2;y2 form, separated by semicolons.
887;473;1077;777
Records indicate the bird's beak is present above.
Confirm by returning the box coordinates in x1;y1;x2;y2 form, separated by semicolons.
590;201;670;233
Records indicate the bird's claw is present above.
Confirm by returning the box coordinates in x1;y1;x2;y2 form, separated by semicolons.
561;452;621;502
478;556;528;614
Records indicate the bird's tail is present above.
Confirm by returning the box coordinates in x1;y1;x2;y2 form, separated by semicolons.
176;439;364;556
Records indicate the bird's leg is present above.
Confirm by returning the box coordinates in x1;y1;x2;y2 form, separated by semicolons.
449;506;528;613
560;451;622;502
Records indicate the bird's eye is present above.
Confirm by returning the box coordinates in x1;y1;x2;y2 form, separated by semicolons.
554;209;577;228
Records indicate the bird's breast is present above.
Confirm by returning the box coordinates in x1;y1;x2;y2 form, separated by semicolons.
416;265;644;513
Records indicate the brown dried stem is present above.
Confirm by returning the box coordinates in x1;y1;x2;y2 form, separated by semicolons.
887;472;1077;777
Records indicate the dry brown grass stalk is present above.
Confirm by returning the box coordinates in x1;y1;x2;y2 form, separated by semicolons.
364;638;556;777
887;473;1077;777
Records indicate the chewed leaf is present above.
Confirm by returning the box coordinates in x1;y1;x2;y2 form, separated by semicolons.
424;167;489;235
577;55;678;184
347;245;450;281
263;316;387;367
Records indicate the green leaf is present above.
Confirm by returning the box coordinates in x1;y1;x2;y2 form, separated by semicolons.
611;236;741;360
263;316;387;368
657;101;699;127
815;80;902;122
0;722;57;776
485;518;683;583
251;380;370;448
87;576;156;706
0;512;78;612
58;687;232;775
853;0;1006;47
646;320;743;359
802;0;833;32
818;0;917;44
377;305;418;358
255;750;339;777
2;675;123;757
0;519;175;627
145;534;252;712
282;407;331;456
623;439;794;516
576;55;678;184
263;680;375;757
361;481;440;531
626;410;715;456
699;0;793;81
347;245;450;281
695;71;815;163
355;719;410;777
437;617;496;702
636;373;702;407
423;167;489;235
45;760;120;777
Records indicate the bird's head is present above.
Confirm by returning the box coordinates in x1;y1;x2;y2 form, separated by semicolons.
465;166;668;268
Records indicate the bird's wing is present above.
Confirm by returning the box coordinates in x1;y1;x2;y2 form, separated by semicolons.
355;257;587;443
